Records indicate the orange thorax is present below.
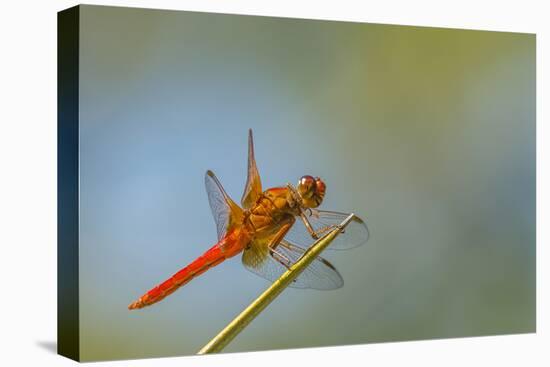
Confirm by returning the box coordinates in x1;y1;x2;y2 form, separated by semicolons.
244;187;297;234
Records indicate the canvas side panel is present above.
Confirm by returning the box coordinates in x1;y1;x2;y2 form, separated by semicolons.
57;5;80;362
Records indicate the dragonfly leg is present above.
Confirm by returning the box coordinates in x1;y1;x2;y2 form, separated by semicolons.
279;239;304;253
299;211;319;239
269;247;291;270
266;217;295;270
299;211;338;239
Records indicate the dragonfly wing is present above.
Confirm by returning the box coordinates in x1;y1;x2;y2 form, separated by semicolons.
241;129;262;209
241;237;343;290
242;237;286;284
205;170;243;240
278;240;343;289
286;209;369;250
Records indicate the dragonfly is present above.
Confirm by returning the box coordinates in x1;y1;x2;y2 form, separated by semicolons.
128;129;369;310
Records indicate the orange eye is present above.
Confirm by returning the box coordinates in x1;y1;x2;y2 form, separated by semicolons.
297;175;316;199
299;175;315;187
297;175;326;208
315;177;326;198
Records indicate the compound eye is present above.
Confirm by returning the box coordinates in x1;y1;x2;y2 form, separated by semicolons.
315;177;326;197
299;175;315;189
297;175;316;200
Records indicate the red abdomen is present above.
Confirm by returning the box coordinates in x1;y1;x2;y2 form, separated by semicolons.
128;228;249;310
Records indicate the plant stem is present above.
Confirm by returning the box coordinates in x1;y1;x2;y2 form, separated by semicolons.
197;213;356;354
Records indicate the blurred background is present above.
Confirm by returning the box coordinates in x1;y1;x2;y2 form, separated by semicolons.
77;5;535;361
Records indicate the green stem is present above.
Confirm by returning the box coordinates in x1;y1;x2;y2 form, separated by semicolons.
197;213;356;354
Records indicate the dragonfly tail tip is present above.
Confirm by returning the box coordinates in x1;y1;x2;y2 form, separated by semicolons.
128;300;143;310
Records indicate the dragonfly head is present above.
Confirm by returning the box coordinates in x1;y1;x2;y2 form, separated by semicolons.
297;175;326;208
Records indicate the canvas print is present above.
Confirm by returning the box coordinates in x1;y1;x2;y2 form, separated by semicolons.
58;5;536;362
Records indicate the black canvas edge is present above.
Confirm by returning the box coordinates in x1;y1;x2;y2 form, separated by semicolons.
57;5;80;362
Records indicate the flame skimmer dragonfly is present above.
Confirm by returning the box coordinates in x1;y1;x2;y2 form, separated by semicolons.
128;130;369;310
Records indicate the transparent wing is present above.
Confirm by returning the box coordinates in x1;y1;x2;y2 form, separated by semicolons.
286;209;369;250
241;129;262;209
278;240;344;289
242;237;343;290
205;170;243;240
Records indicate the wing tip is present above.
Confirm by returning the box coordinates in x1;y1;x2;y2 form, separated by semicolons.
248;129;254;151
